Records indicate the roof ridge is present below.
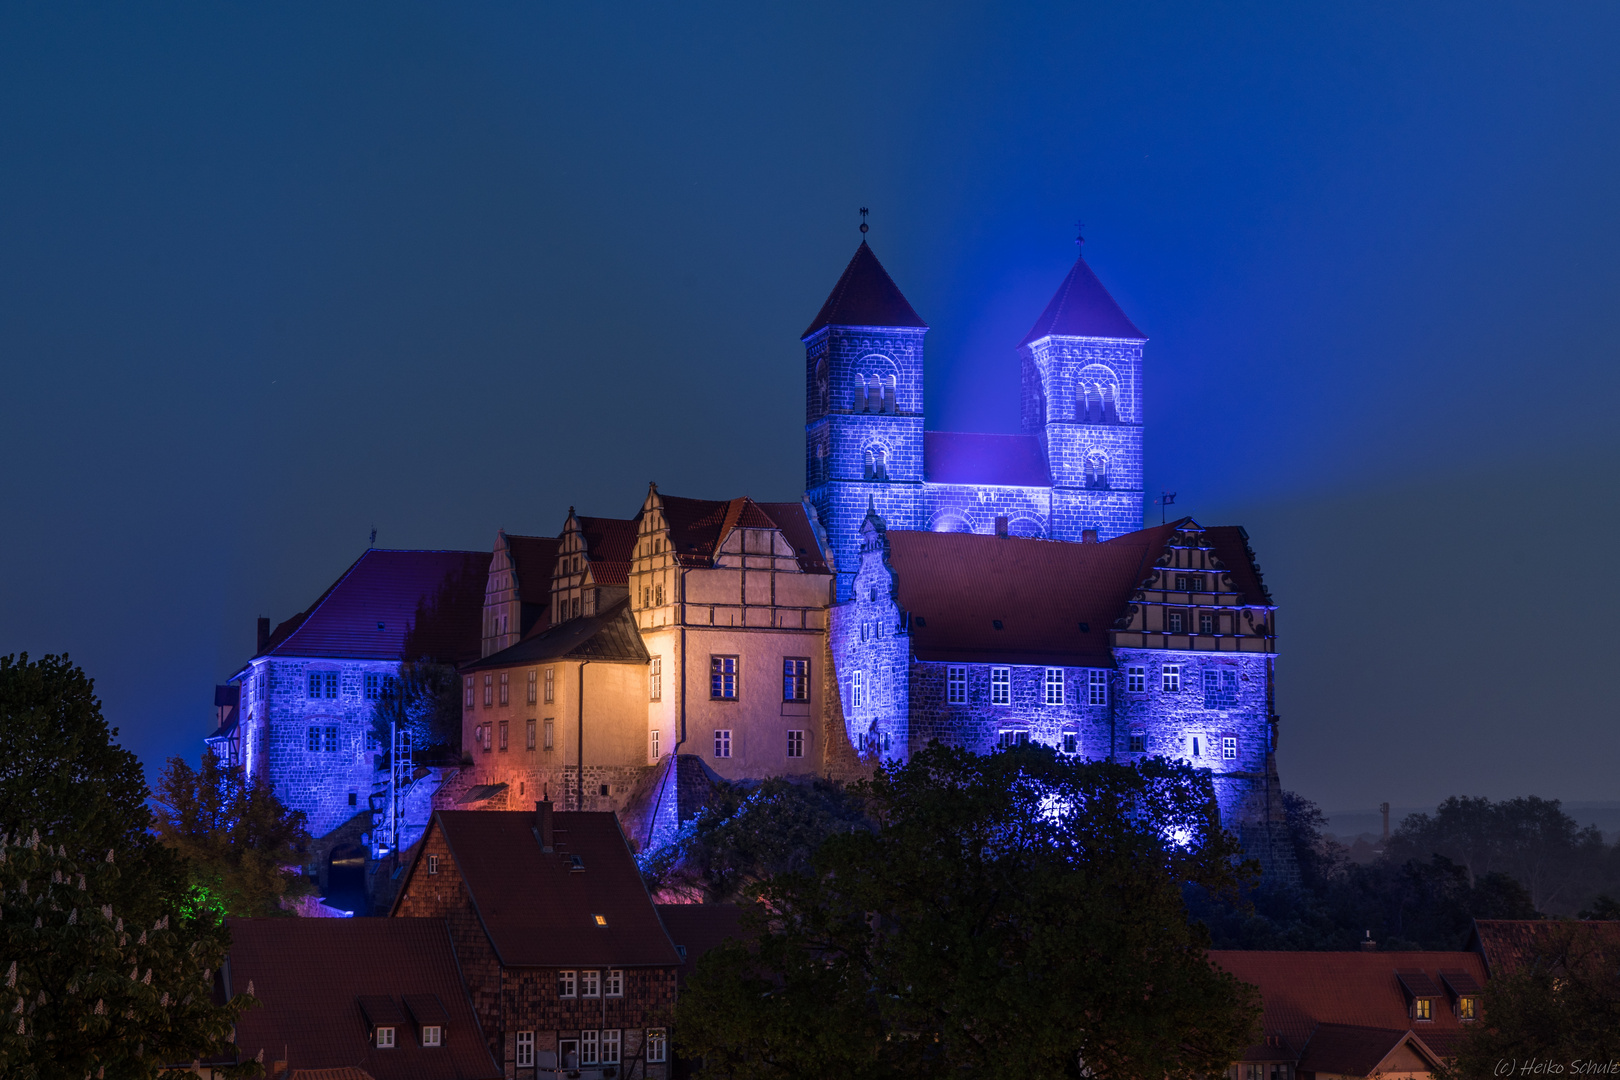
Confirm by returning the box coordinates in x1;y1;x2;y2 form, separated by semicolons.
262;549;372;656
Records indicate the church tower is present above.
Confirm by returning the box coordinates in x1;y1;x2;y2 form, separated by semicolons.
804;238;928;600
1019;250;1147;539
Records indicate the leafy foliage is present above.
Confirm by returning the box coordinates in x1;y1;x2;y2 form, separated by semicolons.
638;777;873;902
676;743;1261;1080
368;660;460;762
152;752;313;917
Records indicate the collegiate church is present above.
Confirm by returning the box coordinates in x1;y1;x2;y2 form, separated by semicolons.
212;231;1294;903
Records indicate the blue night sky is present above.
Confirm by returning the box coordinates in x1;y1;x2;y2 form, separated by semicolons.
1;2;1616;815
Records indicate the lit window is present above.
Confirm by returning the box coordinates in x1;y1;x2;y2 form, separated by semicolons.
1167;610;1184;634
714;729;732;758
1088;670;1108;705
650;729;661;761
1044;668;1065;705
787;729;804;758
1129;730;1145;753
581;969;601;997
1127;666;1146;693
516;1032;535;1067
544;667;555;704
558;970;576;997
324;726;337;752
498;720;509;751
1062;733;1079;755
783;658;809;701
427;854;439;875
990;667;1011;706
602;1028;621;1064
647;1030;667;1064
606;969;623;996
1223;736;1237;760
1459;996;1476;1021
594;915;608;926
499;672;509;705
649;657;662;702
1199;612;1215;635
947;666;967;704
851;671;864;708
1414;997;1431;1021
376;1026;395;1048
483;674;493;707
997;729;1029;748
1162;665;1181;693
464;676;473;709
421;1025;441;1047
527;669;537;704
526;719;536;750
544;719;554;751
364;672;381;700
711;656;738;699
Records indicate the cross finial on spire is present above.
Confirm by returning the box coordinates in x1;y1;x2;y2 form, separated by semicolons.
859;207;870;236
1074;219;1086;250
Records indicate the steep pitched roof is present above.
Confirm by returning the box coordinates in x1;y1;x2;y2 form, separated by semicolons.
803;241;928;338
923;431;1051;487
656;903;746;982
1295;1024;1439;1078
504;534;561;604
886;529;1162;667
254;549;490;665
1019;255;1145;346
757;501;831;573
578;516;638;586
463;597;648;673
225;917;500;1080
1208;950;1487;1057
423;810;682;969
1470;918;1620;977
659;494;829;573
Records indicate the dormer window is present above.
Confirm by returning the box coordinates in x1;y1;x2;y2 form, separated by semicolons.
1459;996;1476;1020
1413;997;1432;1021
1397;969;1444;1024
421;1025;441;1047
376;1026;395;1048
1439;968;1483;1021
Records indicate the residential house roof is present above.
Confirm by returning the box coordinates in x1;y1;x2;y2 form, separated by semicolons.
577;516;638;586
655;903;746;981
1019;255;1145;346
1469;918;1620;977
251;549;490;666
660;494;829;574
803;240;928;338
463;597;648;673
225;917;500;1080
923;431;1051;488
410;810;682;969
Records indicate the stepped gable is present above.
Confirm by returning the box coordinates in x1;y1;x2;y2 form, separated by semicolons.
471;597;648;671
658;494;827;573
803;240;928;338
923;431;1051;487
1019;255;1145;346
577;516;638;585
1202;524;1272;604
256;549;490;664
885;527;1160;667
225;917;500;1080
411;810;681;969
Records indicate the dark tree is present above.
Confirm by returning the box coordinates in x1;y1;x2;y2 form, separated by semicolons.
677;743;1261;1080
153;751;314;917
369;660;460;763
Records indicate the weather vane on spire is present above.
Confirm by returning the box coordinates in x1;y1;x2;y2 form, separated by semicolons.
1074;219;1086;251
859;207;870;235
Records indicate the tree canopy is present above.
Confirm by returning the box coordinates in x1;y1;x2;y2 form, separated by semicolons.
368;660;460;763
676;743;1261;1080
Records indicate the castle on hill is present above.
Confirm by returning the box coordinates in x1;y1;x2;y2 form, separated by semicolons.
209;232;1294;905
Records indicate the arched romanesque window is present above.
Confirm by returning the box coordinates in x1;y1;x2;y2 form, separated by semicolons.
854;355;900;415
1084;448;1110;490
863;446;889;481
1075;365;1122;424
813;357;829;417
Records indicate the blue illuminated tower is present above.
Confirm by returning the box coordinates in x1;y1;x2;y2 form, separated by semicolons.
803;239;928;600
1019;252;1147;539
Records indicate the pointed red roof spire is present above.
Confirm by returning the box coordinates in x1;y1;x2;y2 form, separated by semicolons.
1019;254;1145;346
803;238;928;339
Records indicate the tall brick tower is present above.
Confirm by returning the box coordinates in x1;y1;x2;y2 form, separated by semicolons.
803;238;928;600
1019;252;1148;539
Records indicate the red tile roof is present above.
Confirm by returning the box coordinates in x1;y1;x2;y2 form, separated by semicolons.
923;431;1051;487
757;501;831;574
886;529;1164;667
1295;1024;1433;1078
1019;255;1145;345
1470;918;1620;977
225;917;500;1080
1209;950;1487;1058
660;495;828;573
803;240;928;338
255;549;490;665
504;534;560;604
578;516;638;586
419;810;682;969
655;903;746;980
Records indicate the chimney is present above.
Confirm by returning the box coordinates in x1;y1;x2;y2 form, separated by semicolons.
1360;930;1377;951
256;617;270;653
994;516;1009;538
536;800;554;852
1081;528;1098;543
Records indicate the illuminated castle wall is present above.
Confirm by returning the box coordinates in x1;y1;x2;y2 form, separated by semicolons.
804;242;1146;601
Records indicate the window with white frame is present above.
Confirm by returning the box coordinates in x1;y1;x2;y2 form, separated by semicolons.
376;1026;395;1048
427;854;439;875
1062;732;1079;755
851;670;864;708
1127;665;1145;693
714;729;732;758
544;719;555;751
605;969;623;996
516;1031;535;1067
581;1030;600;1066
1223;736;1237;760
1166;610;1185;634
1162;664;1181;692
787;729;804;758
557;970;576;997
498;672;509;705
498;720;509;751
711;656;738;699
1089;669;1108;705
997;729;1029;748
783;658;809;701
527;669;537;704
947;666;967;704
1044;668;1065;705
647;1029;667;1063
990;667;1011;705
1129;730;1146;753
483;674;493;707
1199;612;1215;635
649;657;662;702
526;719;536;750
421;1025;441;1047
601;1028;621;1064
650;729;661;762
464;676;474;709
544;667;555;704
